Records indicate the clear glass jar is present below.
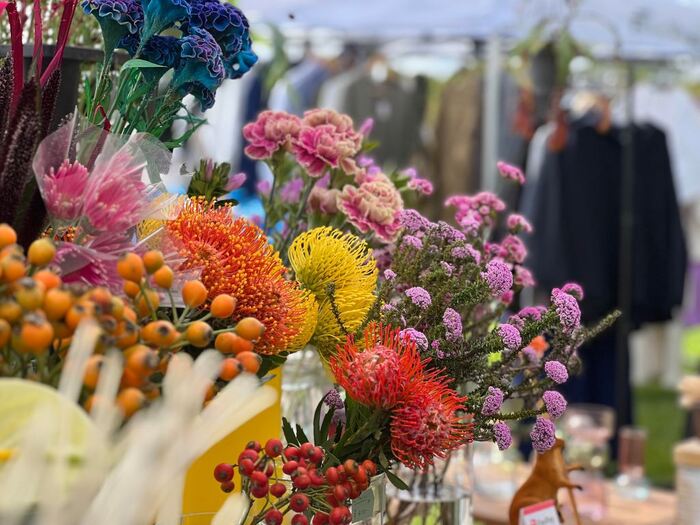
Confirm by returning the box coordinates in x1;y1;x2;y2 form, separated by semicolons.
386;444;473;525
351;473;387;525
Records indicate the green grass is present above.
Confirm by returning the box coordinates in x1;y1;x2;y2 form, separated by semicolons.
634;384;685;488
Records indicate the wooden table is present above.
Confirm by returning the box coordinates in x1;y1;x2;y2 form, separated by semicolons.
473;483;676;525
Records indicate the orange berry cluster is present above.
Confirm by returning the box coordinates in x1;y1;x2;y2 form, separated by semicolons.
0;224;267;418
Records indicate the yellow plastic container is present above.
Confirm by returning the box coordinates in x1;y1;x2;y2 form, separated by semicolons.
181;371;282;525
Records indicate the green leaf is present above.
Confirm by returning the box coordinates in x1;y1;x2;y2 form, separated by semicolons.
122;58;166;69
282;417;298;445
385;470;409;491
313;398;324;445
295;424;310;445
319;406;336;446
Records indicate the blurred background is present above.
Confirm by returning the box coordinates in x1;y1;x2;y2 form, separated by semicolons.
117;0;700;521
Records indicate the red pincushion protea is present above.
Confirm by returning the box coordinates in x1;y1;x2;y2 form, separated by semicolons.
390;379;471;470
329;323;425;410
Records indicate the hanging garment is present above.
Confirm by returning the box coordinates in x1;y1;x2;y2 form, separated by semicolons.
342;72;427;168
526;118;686;420
433;69;482;219
268;58;331;116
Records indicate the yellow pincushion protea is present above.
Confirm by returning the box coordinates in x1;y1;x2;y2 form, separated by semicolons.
287;290;319;351
288;227;378;358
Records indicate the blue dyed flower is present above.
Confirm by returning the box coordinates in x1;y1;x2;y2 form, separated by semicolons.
82;0;143;54
119;33;182;70
140;0;191;40
183;0;257;79
173;27;225;109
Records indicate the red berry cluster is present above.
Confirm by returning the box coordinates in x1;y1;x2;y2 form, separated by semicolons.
213;439;377;525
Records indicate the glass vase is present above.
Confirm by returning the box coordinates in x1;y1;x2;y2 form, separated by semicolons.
351;473;387;525
386;444;473;525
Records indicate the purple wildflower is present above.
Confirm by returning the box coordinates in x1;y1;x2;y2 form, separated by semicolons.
530;416;556;453
542;391;567;419
440;261;454;276
561;282;585;300
498;323;522;350
431;221;465;242
402;235;423;250
481;259;513;297
381;303;395;313
493;421;513;451
508;315;525;331
408;177;434;196
431;340;440;351
544;361;569;384
481;386;504;416
399;209;431;233
383;269;396;281
443;307;462;342
405;287;432;309
400;328;429;350
324;389;344;410
497;161;525;184
551;288;582;335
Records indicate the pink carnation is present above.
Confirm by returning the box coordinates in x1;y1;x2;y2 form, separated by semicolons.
338;180;404;242
293;124;361;177
243;110;301;160
308;186;341;214
39;160;89;221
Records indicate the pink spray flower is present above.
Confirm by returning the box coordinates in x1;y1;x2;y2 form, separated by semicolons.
243;110;302;160
497;161;525;184
39;160;89;221
408;177;434;196
338;178;404;242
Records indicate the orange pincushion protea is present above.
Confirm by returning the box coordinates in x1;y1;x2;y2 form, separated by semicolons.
166;198;308;354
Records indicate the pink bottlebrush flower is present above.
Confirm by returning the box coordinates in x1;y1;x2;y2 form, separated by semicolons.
243;110;302;160
542;390;567;419
497;161;525;184
561;282;585;300
402;235;423;250
544;360;569;384
39;159;89;221
383;269;397;281
551;287;582;335
443;307;462;342
307;186;341;214
83;150;147;233
399;327;428;350
338;179;404;242
500;290;514;305
405;286;432;309
506;213;533;234
399;209;432;233
481;386;504;416
498;323;522;350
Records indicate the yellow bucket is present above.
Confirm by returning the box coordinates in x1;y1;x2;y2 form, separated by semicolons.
181;370;282;525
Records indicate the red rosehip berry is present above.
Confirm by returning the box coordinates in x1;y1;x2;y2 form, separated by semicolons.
325;466;339;485
264;438;284;457
292;514;309;525
309;470;326;486
264;508;283;525
250;471;269;487
293;474;311;489
312;512;329;525
329;506;349;525
251;484;269;499
269;482;286;498
214;463;234;482
239;458;255;476
299;442;314;458
220;480;235;493
239;449;259;463
352;466;368;485
333;484;349;502
284;446;300;461
290;493;310;512
343;460;358;476
282;460;299;475
246;440;262;452
309;446;324;464
264;461;275;477
361;460;377;477
325;493;340;507
348;482;361;499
